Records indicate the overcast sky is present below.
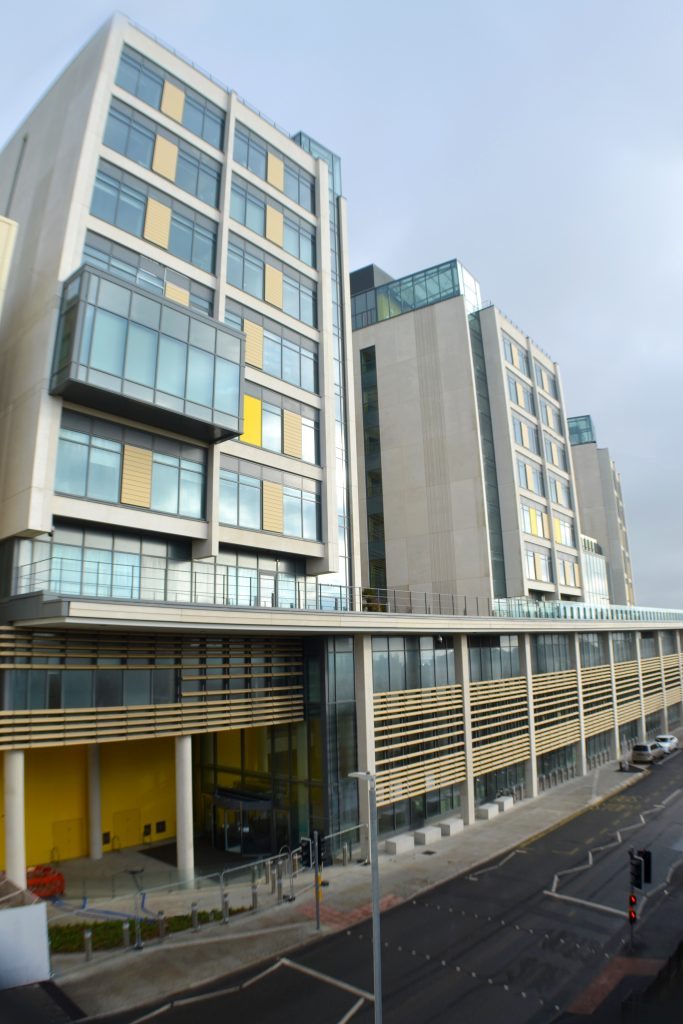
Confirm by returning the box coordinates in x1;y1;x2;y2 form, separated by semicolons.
2;0;681;607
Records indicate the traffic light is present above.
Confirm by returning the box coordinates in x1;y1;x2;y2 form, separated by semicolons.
630;855;643;890
628;893;637;924
637;848;652;884
317;833;327;866
300;836;312;868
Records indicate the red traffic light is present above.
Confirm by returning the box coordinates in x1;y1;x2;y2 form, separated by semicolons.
629;909;637;923
629;894;637;906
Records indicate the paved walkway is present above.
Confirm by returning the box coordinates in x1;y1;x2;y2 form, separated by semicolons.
48;760;646;1017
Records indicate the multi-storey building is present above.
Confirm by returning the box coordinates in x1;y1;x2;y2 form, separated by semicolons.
568;415;635;605
0;19;675;894
0;15;361;884
351;261;583;603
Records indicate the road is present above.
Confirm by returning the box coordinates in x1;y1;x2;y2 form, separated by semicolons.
8;755;683;1023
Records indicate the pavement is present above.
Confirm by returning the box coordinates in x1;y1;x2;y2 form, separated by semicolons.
36;758;655;1020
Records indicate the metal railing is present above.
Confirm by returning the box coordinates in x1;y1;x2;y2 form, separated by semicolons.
12;556;683;623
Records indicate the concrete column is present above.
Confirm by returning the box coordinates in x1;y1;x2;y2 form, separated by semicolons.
572;634;588;776
607;633;621;759
353;634;375;860
520;634;538;798
87;745;103;860
4;750;27;890
175;735;194;884
635;632;646;740
657;632;669;733
453;634;475;824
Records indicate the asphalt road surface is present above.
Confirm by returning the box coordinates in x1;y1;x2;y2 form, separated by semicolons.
9;755;683;1023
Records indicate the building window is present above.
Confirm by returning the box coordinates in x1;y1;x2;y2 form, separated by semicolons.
507;373;535;414
227;238;317;327
534;361;558;399
468;635;520;682
544;435;567;470
218;464;321;539
525;548;552;583
55;428;121;503
83;233;214;315
230;178;315;267
550;475;571;508
502;332;530;377
512;415;540;455
54;412;206;519
517;458;545;496
92;165;217;273
520;503;549;539
116;47;224;149
104;99;221;207
233;124;315;212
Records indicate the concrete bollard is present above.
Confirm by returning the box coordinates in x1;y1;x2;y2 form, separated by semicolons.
157;911;166;941
342;842;349;866
191;902;199;932
84;929;93;962
122;921;131;948
264;860;271;887
221;892;230;924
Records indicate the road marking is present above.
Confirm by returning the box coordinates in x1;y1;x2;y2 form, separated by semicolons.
336;997;366;1023
543;890;628;918
280;958;374;1002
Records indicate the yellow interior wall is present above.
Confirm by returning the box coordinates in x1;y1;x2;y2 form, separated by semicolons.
100;738;176;852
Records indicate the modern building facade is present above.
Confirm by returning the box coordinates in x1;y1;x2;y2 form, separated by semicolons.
0;15;362;885
0;19;675;897
569;415;635;605
351;261;584;604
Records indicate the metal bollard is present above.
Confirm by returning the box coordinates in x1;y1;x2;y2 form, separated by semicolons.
342;842;349;866
271;863;277;894
84;928;93;962
221;891;230;925
157;911;166;941
122;921;131;948
191;902;199;931
251;866;258;911
292;852;300;875
134;916;143;951
276;860;283;904
265;860;272;887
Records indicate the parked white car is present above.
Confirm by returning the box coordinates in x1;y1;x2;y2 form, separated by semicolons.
655;734;679;754
631;742;665;765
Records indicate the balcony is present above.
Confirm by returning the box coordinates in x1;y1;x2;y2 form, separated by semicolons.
50;267;244;442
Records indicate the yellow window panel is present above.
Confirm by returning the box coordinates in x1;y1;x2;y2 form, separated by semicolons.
574;563;581;587
240;395;262;446
264;264;283;308
267;153;285;191
265;206;284;247
542;512;550;539
512;346;519;369
164;281;190;307
121;446;152;507
534;552;543;579
553;517;562;544
515;381;523;406
143;197;172;249
529;508;538;535
521;423;529;448
525;463;533;490
243;319;264;368
283;410;302;458
152;135;179;181
160;80;185;123
262;480;284;533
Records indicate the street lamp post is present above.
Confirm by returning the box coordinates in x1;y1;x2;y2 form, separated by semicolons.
350;770;382;1024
